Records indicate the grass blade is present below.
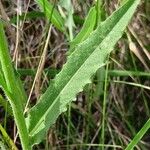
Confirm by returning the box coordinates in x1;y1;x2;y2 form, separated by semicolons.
0;124;18;150
0;22;30;150
125;118;150;150
26;0;140;145
15;68;150;77
10;11;45;24
0;95;13;117
69;6;96;53
114;80;150;90
0;69;6;89
36;0;65;32
108;70;150;77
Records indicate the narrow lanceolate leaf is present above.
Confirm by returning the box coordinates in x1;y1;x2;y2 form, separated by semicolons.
36;0;64;32
0;22;30;150
26;0;140;145
69;6;96;53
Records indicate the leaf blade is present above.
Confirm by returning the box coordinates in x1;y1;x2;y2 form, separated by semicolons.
69;6;97;53
27;0;140;145
36;0;65;32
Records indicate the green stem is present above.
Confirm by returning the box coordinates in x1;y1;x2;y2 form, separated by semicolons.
0;22;30;150
0;124;18;150
16;68;150;77
100;62;109;150
96;0;102;26
108;70;150;77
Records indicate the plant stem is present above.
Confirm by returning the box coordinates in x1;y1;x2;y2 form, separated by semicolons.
96;0;102;25
100;62;109;150
0;124;18;150
0;22;30;150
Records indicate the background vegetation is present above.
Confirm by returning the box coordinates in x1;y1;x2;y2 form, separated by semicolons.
0;0;149;149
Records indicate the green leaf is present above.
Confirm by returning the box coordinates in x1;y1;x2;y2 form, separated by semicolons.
0;22;30;150
0;65;13;117
125;118;150;150
69;6;96;54
59;0;75;40
13;68;27;106
0;95;13;117
0;69;6;90
0;124;18;150
0;141;7;150
10;11;45;24
36;0;65;32
26;0;140;145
